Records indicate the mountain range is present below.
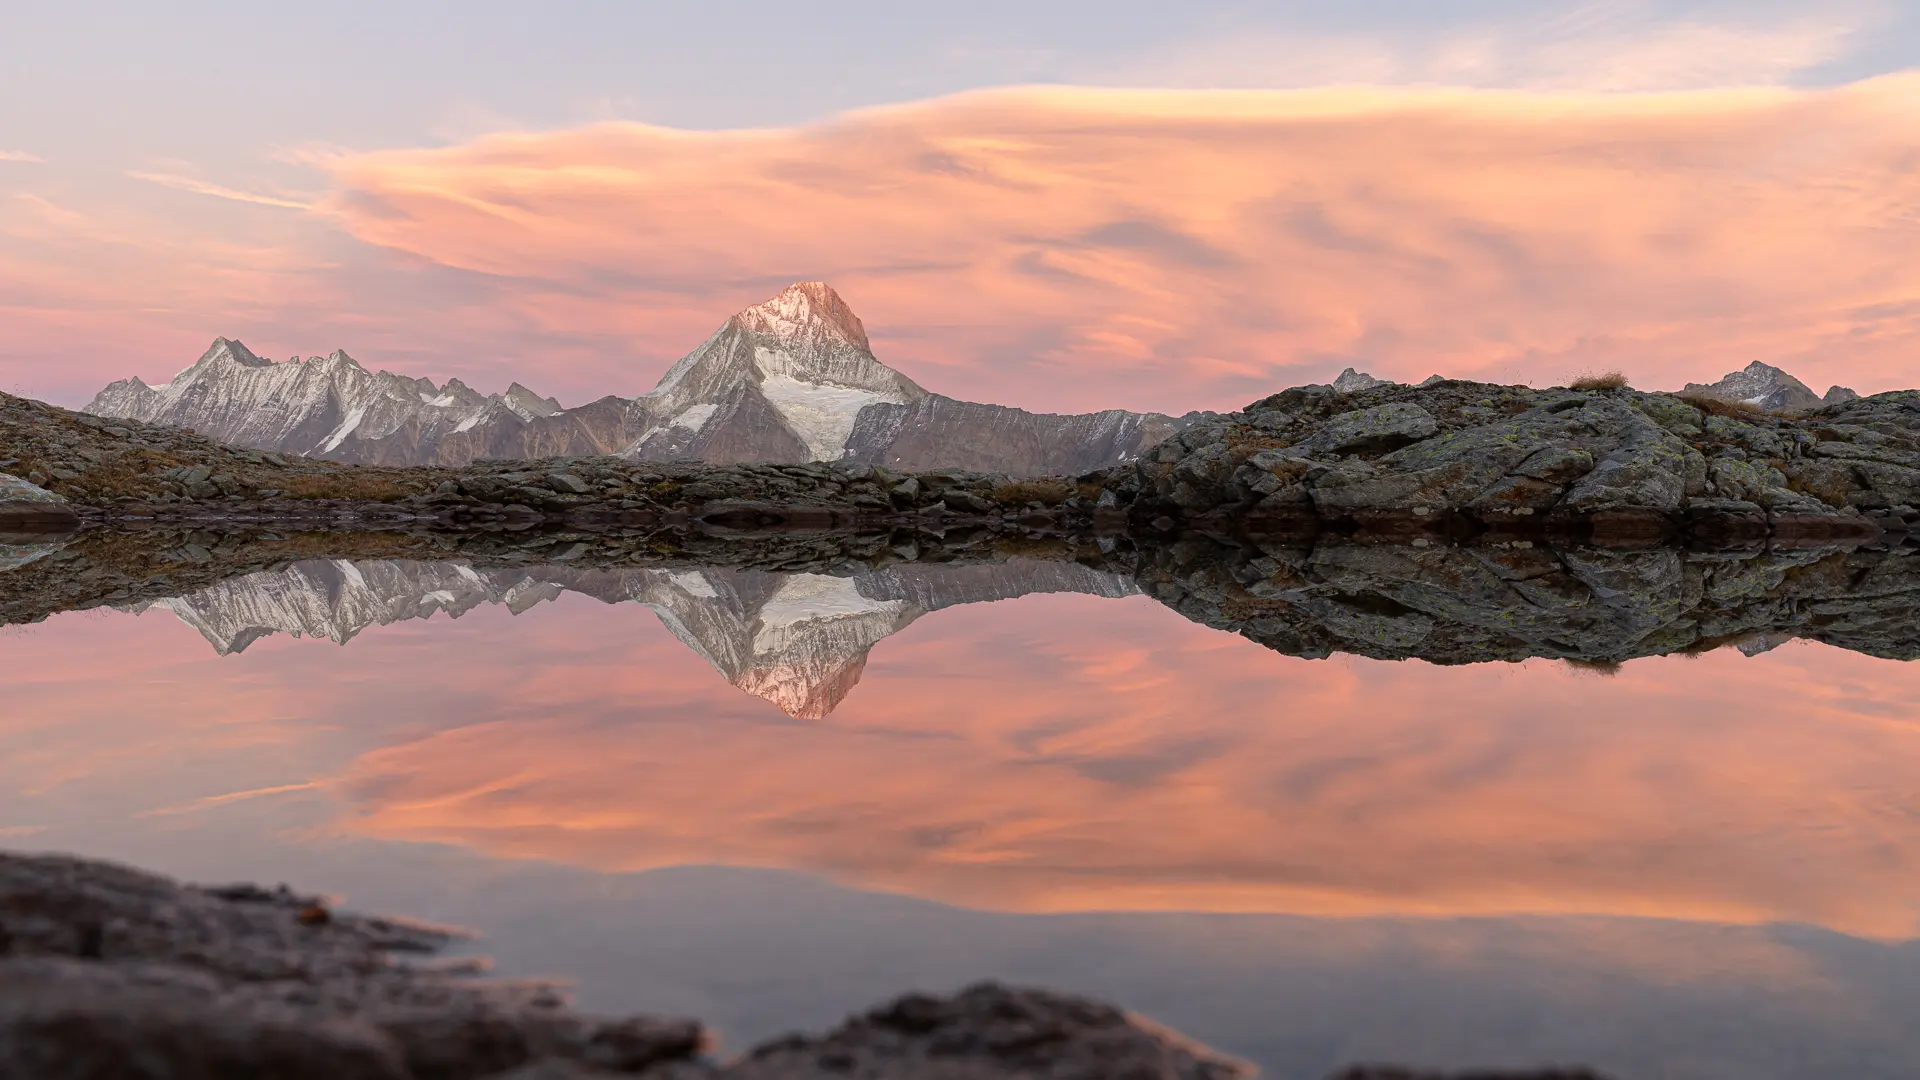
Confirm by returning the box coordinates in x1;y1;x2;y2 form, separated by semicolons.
133;557;1140;719
1327;361;1857;410
85;283;1190;477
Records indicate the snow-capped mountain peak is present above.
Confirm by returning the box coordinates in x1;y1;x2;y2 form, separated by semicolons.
83;283;1189;473
201;337;274;369
84;337;561;459
1683;361;1823;411
627;282;928;461
734;281;872;352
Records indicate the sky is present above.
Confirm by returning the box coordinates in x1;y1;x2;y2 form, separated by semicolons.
2;1;1918;412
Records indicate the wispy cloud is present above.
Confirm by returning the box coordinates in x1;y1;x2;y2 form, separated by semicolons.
313;76;1920;412
0;150;44;164
137;781;319;818
1111;2;1880;92
127;171;313;210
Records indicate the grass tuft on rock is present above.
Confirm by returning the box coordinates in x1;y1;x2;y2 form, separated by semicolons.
1669;391;1790;420
990;479;1074;507
1569;371;1630;391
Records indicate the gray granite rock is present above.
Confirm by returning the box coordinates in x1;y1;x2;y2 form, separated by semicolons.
725;983;1251;1080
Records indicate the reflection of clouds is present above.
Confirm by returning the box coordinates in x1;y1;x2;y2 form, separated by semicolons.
325;594;1920;938
6;581;1919;938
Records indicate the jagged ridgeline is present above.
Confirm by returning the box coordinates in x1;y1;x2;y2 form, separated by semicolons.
84;283;1194;475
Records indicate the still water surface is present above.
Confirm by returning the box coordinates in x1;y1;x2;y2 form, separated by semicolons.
4;558;1918;1078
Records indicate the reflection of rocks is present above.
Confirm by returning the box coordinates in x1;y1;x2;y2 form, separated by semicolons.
134;557;1137;718
0;850;1263;1080
12;516;1920;672
1131;533;1920;665
0;535;67;573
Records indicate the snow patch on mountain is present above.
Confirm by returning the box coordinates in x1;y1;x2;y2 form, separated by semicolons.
320;406;368;453
758;372;905;460
670;404;719;432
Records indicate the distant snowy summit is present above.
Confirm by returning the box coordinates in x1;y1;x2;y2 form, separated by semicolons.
1681;361;1857;411
1322;361;1858;411
87;341;564;460
84;282;1192;477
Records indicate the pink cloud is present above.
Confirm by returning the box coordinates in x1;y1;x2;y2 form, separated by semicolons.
314;78;1920;412
6;79;1920;413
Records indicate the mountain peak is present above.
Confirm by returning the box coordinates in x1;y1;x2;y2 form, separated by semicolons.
1331;367;1388;393
734;281;870;351
1684;362;1821;411
199;337;272;369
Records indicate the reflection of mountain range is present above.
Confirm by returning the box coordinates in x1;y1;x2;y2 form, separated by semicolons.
85;282;1189;476
133;558;1138;719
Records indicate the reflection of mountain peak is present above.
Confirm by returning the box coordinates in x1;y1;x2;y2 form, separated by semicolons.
129;558;1138;718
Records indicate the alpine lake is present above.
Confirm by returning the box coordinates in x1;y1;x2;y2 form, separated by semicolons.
4;516;1919;1080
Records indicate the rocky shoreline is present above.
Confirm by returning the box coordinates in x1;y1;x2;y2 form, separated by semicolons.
0;850;1608;1080
12;379;1920;547
1;390;1111;537
1116;377;1920;545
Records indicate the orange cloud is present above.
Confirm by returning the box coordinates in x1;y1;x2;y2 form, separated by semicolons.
317;78;1920;412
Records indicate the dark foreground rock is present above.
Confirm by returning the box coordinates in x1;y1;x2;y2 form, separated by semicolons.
0;851;1605;1079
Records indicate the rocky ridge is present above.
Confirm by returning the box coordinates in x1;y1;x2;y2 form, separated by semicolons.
1112;377;1920;543
3;388;1116;536
83;283;1193;477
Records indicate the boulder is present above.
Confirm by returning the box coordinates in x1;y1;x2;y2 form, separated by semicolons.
1300;403;1438;457
726;983;1252;1080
